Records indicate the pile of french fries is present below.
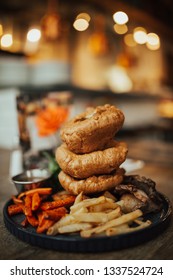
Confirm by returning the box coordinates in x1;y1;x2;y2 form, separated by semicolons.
8;188;76;233
47;191;152;238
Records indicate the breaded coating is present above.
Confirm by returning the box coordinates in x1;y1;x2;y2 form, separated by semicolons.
56;141;128;179
58;168;125;195
60;104;124;154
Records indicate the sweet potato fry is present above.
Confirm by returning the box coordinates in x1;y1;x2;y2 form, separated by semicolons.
44;207;67;221
21;217;28;227
8;204;23;216
23;195;32;216
27;215;39;227
41;196;76;210
36;218;54;233
18;188;52;199
32;192;41;211
37;211;45;227
12;195;23;205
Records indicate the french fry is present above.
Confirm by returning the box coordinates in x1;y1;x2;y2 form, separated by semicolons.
12;195;23;205
73;192;83;205
107;207;122;220
23;195;32;216
80;226;99;238
134;219;144;225
18;188;52;199
88;201;119;212
47;215;76;235
70;196;106;213
44;207;67;221
41;196;76;210
72;212;109;224
106;220;152;236
27;215;39;227
96;209;143;233
37;211;45;227
21;217;28;227
36;219;54;234
72;207;88;214
58;223;92;234
106;224;129;236
8;204;23;216
80;209;143;238
72;207;121;224
32;192;41;211
47;206;122;236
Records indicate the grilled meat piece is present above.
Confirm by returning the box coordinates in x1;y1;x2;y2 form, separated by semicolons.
114;175;163;214
123;175;163;205
120;193;145;213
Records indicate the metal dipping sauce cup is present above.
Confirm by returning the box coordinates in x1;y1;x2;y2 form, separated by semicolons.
12;168;53;193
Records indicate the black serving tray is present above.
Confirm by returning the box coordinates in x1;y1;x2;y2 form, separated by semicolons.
3;193;172;253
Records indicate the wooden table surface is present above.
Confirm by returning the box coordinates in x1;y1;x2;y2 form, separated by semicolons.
0;138;173;260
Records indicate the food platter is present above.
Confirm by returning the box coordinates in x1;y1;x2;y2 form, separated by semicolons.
3;193;172;253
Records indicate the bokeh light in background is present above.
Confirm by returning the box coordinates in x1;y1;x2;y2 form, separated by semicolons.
0;24;3;36
73;18;89;31
107;66;133;93
133;27;147;44
73;12;90;31
76;13;91;22
124;33;137;47
113;11;129;25
146;33;160;50
1;34;13;48
27;28;41;42
114;24;128;35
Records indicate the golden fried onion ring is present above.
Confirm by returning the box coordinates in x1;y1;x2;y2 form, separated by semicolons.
58;168;125;195
56;141;128;179
60;104;124;154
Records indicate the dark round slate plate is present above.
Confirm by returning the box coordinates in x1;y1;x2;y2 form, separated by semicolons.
3;193;172;253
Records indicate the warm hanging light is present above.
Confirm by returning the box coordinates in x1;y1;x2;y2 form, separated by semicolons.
113;11;129;25
146;33;160;50
107;66;133;93
73;12;91;31
146;43;160;51
147;33;160;45
41;0;61;40
73;18;89;31
133;27;147;44
88;14;109;56
124;33;137;47
27;28;41;42
76;13;91;22
1;34;13;48
114;24;128;35
0;24;3;36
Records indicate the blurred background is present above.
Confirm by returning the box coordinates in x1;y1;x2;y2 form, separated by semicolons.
0;0;173;172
